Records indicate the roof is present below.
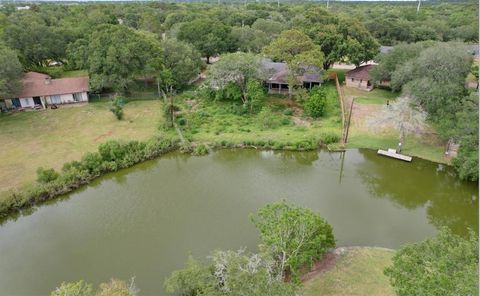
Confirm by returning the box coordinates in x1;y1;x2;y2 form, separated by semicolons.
17;72;89;98
262;59;322;84
345;65;375;81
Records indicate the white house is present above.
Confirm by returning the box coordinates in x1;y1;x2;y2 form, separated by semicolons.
2;72;89;110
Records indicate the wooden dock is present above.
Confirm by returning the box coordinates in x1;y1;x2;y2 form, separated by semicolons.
377;149;412;162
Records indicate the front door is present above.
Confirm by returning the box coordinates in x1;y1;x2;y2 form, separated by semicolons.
33;97;41;106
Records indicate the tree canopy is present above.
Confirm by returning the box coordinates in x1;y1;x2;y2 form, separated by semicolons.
385;227;478;296
0;46;23;100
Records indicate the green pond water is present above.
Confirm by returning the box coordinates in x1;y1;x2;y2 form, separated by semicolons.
0;149;477;295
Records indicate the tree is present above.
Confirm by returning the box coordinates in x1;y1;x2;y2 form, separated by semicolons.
385;227;478;296
304;86;327;118
207;52;265;107
368;97;427;153
452;93;478;181
295;8;379;69
159;38;202;92
0;46;22;100
76;25;161;93
3;13;68;67
251;200;335;281
231;26;269;53
164;251;296;296
369;41;434;87
263;30;324;96
177;18;235;64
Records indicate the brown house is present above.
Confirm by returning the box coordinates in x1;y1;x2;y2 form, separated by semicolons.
2;72;89;110
345;65;375;91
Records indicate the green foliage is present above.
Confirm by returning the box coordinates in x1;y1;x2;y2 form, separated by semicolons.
160;38;203;91
192;144;209;156
246;79;266;112
256;107;282;129
36;167;59;184
251;200;335;281
1;137;178;218
110;97;125;120
304;86;327;118
177;18;235;63
283;108;294;116
207;52;265;106
0;46;23;100
51;278;136;296
165;250;297;296
385;227;478;296
51;280;94;296
452;93;478;181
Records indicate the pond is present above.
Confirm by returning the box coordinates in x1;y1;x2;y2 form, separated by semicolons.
0;149;477;295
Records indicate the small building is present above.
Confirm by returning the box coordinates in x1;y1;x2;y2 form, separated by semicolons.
262;59;322;94
345;65;375;91
2;72;89;110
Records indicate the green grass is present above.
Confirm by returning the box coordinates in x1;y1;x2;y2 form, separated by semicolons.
301;247;395;296
0;100;163;198
179;82;342;146
349;88;400;105
347;134;446;163
60;69;88;78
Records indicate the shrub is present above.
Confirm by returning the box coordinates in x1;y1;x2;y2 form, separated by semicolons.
177;117;187;126
304;86;327;118
110;97;125;120
98;140;126;162
320;132;340;144
192;144;209;156
251;200;335;281
165;251;296;296
385;227;478;296
36;167;59;184
246;79;266;113
257;107;281;129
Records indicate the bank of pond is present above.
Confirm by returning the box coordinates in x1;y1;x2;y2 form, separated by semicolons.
0;147;477;295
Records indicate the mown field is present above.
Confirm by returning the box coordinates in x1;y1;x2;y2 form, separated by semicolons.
335;70;447;164
301;247;395;296
0;100;162;198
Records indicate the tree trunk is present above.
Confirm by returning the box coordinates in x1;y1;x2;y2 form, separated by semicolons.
206;56;210;64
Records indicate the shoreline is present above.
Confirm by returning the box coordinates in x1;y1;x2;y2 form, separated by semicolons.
0;139;461;223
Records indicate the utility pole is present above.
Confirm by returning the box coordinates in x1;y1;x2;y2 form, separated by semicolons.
327;0;329;9
417;0;421;13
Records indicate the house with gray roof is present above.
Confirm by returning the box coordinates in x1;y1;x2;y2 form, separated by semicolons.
262;59;323;94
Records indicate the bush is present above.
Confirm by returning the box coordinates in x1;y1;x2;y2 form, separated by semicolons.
165;251;297;296
110;97;125;120
320;132;340;144
251;200;335;281
1;137;179;218
385;227;478;296
36;167;59;184
192;144;209;156
304;86;327;118
257;107;281;129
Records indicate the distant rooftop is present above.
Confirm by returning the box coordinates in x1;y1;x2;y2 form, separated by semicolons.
262;59;323;84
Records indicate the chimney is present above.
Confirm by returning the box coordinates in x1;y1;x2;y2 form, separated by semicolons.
44;77;51;85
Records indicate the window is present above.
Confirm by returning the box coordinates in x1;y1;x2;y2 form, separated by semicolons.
351;78;354;82
73;93;83;102
51;95;61;104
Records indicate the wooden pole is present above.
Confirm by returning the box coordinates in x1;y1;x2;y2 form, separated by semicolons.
344;97;355;143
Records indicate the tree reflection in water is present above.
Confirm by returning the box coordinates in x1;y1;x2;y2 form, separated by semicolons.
356;149;478;236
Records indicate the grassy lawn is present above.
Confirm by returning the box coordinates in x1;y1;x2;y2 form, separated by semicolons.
340;81;447;163
178;81;342;146
301;247;395;296
0;100;162;198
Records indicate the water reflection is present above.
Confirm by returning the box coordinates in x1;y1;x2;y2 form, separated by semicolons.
356;149;478;235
